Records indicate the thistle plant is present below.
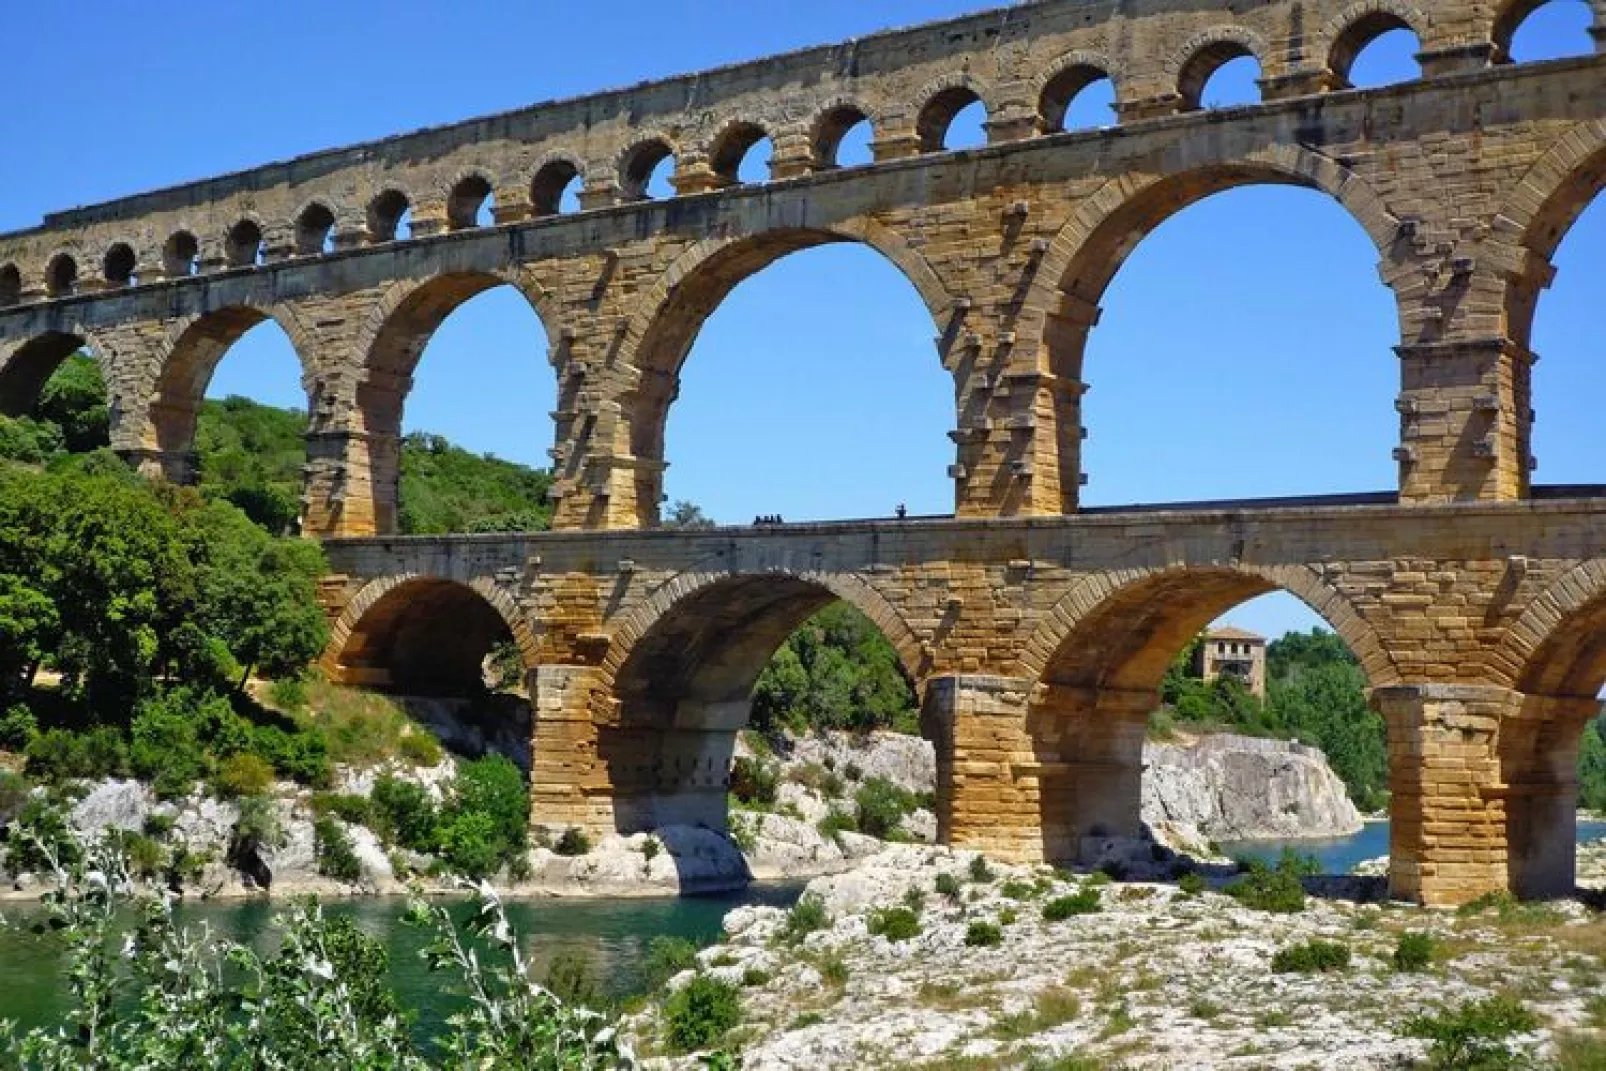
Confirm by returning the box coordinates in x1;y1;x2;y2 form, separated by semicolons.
0;830;635;1069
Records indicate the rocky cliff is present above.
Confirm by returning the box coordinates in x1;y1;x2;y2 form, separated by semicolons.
1142;732;1363;842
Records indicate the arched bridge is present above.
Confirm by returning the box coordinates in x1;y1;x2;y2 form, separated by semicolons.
3;0;1606;906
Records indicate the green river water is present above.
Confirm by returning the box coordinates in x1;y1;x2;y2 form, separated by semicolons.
0;883;803;1039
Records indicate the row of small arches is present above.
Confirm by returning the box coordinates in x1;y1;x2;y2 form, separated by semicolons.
1;0;1593;306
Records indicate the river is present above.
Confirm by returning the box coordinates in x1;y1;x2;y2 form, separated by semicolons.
1221;818;1606;875
0;882;803;1038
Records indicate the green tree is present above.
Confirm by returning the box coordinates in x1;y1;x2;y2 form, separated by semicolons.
751;603;917;734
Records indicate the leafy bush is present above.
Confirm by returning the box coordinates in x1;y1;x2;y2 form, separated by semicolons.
867;905;922;942
554;827;591;857
1043;889;1102;920
0;771;29;826
312;816;362;882
26;726;129;782
397;730;443;767
1178;871;1206;896
964;920;1003;948
1224;857;1307;913
5;796;79;874
228;795;283;865
968;855;994;883
0;704;38;750
370;774;438;852
437;810;504;879
443;755;528;874
781;894;831;945
729;756;778;807
1;827;625;1067
249;724;331;786
645;936;701;986
1403;995;1538;1070
543;952;601;1010
266;675;308;713
1271;939;1351;973
663;973;741;1053
817;809;857;841
854;776;918;839
1393;931;1438;972
212;752;275;798
934;872;961;898
310;793;374;827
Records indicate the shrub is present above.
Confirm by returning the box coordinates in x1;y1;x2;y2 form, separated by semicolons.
642;835;662;863
396;730;443;767
445;755;529;872
0;770;30;826
968;855;994;883
118;831;167;880
663;974;741;1053
0;705;38;750
1270;939;1351;973
817;809;857;841
5;797;79;874
370;774;438;852
437;810;503;879
26;727;129;782
142;812;176;839
1403;995;1538;1070
1393;931;1438;973
740;967;770;988
645;936;700;986
212;752;275;799
780;894;831;945
250;724;331;787
729;756;778;807
815;950;850;986
266;675;309;713
934;872;961;898
1224;858;1306;913
543;952;600;1009
1000;879;1034;901
554;827;591;857
854;777;917;839
964;920;1003;948
130;692;214;799
310;793;374;827
312;816;362;882
1178;871;1206;896
1043;889;1102;920
866;905;922;942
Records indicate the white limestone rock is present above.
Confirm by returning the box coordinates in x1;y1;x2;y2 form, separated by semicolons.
1142;733;1363;841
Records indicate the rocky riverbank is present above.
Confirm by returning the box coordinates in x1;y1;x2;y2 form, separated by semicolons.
624;843;1606;1068
4;728;1371;902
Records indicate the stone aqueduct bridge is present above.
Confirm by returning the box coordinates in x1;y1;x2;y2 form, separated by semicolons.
1;0;1605;904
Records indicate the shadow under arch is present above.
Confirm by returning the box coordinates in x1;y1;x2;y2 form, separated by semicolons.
1018;562;1396;865
1021;138;1402;512
613;223;954;527
348;271;558;535
322;572;537;695
0;330;101;417
594;569;930;835
1484;560;1606;897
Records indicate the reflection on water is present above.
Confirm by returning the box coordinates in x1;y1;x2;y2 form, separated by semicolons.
0;883;803;1038
1221;819;1606;876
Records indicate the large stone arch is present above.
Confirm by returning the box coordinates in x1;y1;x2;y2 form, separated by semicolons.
1489;559;1606;696
337;270;560;534
587;565;931;833
127;305;319;474
610;222;956;523
599;566;929;694
322;571;537;692
1012;559;1395;865
1020;137;1402;511
0;328;103;417
1018;561;1399;691
1488;118;1606;346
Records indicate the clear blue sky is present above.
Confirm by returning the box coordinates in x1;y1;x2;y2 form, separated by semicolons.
1;2;1598;642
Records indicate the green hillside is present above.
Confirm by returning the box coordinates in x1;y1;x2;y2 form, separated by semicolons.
1;355;552;535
